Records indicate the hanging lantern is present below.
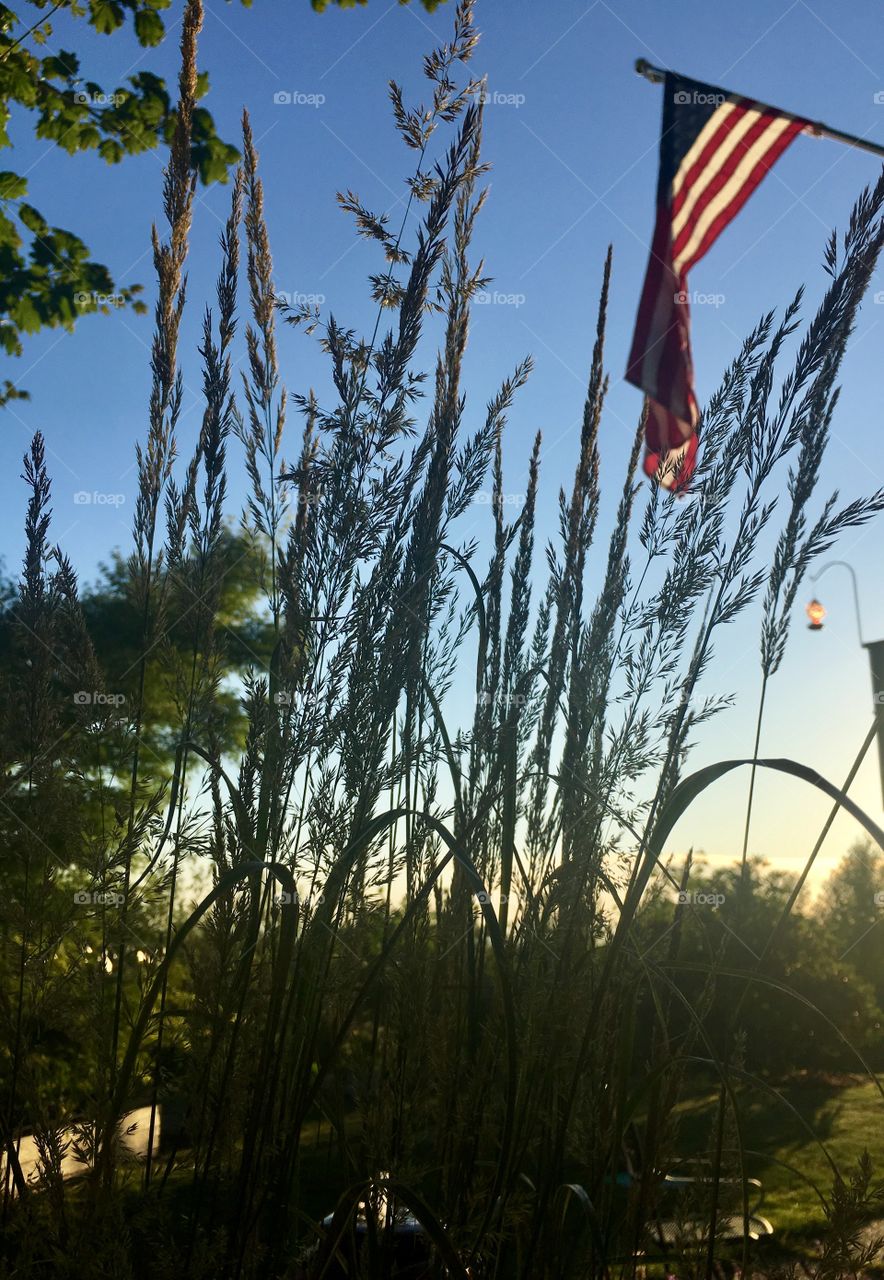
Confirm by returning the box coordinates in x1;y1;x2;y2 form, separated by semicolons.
806;598;826;630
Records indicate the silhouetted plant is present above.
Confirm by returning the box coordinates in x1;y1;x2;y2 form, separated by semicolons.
3;3;884;1278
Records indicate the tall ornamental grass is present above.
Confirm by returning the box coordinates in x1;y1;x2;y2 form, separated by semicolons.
2;3;884;1277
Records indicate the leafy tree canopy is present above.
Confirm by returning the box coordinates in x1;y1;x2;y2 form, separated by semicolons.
636;856;884;1076
0;526;275;782
0;0;240;405
0;0;451;403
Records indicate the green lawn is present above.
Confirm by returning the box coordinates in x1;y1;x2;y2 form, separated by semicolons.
288;1084;884;1272
83;1085;884;1275
672;1076;884;1239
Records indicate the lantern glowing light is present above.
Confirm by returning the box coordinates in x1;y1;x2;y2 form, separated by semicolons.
806;598;826;631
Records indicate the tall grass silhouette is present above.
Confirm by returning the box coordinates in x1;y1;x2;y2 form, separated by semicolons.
2;2;884;1277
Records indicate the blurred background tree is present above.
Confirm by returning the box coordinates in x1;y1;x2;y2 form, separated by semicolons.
0;526;275;780
820;839;884;1011
635;855;884;1077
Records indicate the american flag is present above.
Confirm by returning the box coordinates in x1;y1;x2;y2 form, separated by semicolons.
627;71;809;490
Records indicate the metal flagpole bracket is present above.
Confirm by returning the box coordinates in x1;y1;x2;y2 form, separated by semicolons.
635;58;664;84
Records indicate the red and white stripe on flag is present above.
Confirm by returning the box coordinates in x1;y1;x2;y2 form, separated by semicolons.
627;72;808;490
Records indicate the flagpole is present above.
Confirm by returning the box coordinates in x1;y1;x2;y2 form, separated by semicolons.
635;58;884;161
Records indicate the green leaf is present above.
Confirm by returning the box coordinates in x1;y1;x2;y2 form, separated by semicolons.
0;171;27;200
41;53;79;80
0;210;21;250
134;9;164;46
18;204;48;235
89;0;125;35
194;137;241;186
11;295;41;334
0;379;30;405
0;321;23;357
98;138;124;164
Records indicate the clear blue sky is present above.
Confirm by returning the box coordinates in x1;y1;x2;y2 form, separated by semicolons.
3;0;884;886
